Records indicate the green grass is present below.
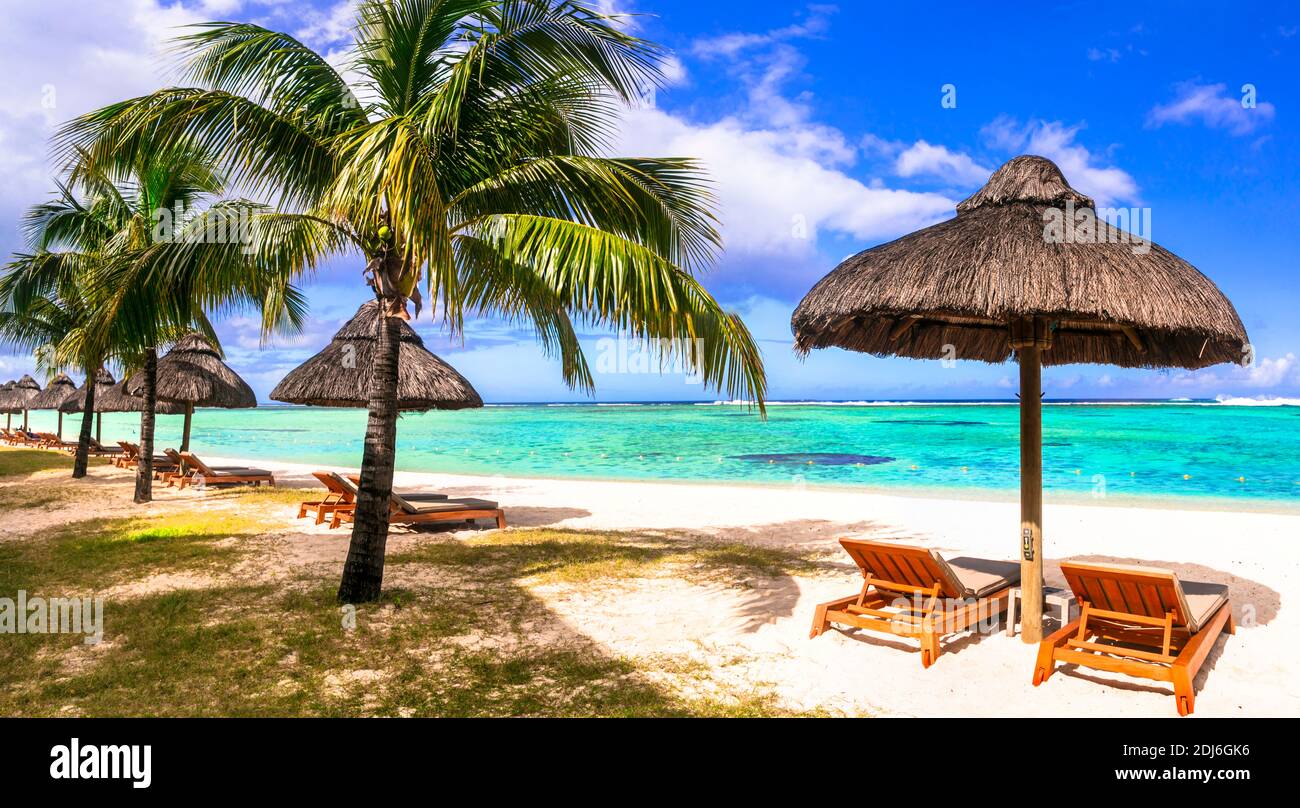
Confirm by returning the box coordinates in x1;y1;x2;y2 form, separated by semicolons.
1;490;826;717
0;447;75;477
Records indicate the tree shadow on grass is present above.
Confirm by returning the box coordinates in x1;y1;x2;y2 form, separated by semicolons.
2;520;817;716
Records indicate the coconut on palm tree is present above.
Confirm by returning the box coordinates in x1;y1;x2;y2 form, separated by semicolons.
61;0;766;602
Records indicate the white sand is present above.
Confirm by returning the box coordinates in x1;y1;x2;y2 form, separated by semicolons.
207;455;1300;717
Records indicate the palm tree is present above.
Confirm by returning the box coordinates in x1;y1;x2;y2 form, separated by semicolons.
60;0;767;602
0;259;103;477
3;148;305;492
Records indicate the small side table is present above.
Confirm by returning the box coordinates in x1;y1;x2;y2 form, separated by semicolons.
1005;586;1078;638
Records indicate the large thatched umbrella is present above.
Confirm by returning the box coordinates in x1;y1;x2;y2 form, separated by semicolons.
2;375;42;431
270;300;483;411
126;333;255;453
60;368;117;443
792;155;1248;643
27;373;78;439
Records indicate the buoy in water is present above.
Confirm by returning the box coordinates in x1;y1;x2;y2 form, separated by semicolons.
1237;476;1246;483
1183;474;1192;480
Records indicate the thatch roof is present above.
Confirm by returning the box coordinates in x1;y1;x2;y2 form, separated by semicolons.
60;369;118;412
96;381;187;414
126;333;255;408
791;155;1248;369
0;375;41;410
27;373;78;410
0;381;16;413
270;301;483;411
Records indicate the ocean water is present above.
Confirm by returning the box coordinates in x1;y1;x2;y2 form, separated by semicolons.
14;401;1299;511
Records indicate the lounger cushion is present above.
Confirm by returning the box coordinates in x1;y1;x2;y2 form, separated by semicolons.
1182;581;1230;633
946;557;1022;599
398;497;499;515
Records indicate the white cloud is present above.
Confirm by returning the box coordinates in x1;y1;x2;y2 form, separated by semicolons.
614;107;953;260
690;4;835;58
980;116;1139;207
894;141;992;185
1147;81;1276;136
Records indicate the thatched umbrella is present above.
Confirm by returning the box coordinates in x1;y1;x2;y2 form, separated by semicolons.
27;373;78;439
792;155;1249;642
0;380;19;429
98;381;187;415
2;375;42;431
60;368;118;443
270;300;483;411
126;333;255;453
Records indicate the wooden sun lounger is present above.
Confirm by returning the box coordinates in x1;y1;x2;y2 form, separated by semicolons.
810;539;1019;668
328;476;504;530
1032;561;1233;716
115;441;176;472
159;448;249;485
298;471;451;525
174;451;275;490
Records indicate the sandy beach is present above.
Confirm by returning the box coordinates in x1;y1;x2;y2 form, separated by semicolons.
165;454;1296;718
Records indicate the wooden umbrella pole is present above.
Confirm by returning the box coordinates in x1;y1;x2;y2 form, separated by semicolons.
1018;343;1044;643
57;411;63;440
181;403;193;453
1011;317;1051;644
96;413;102;444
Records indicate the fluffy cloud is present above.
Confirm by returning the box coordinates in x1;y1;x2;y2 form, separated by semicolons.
981;116;1139;207
1147;81;1276;136
613;107;952;262
893;141;992;185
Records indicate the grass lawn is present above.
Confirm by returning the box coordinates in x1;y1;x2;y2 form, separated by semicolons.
0;450;826;716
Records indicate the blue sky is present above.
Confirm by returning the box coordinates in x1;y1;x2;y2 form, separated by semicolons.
1;0;1297;402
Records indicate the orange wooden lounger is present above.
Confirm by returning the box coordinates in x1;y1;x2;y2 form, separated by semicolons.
295;471;450;525
1033;561;1233;716
810;539;1019;668
175;451;275;490
328;477;504;531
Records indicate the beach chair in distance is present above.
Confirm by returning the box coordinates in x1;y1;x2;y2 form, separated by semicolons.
116;441;139;468
328;476;503;531
810;539;1020;668
175;451;275;490
116;442;177;473
1032;561;1233;716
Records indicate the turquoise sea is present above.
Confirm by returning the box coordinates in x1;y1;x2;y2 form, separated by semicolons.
14;401;1300;512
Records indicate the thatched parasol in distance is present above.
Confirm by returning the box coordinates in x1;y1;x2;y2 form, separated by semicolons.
98;381;187;415
792;155;1249;643
2;375;42;431
27;373;78;439
125;333;256;453
270;300;483;411
60;368;117;443
0;380;20;428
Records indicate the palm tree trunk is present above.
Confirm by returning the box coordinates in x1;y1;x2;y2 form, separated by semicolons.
72;375;97;478
134;347;157;503
337;308;401;603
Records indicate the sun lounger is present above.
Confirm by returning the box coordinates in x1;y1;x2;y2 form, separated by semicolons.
328;476;503;530
810;539;1019;667
34;432;76;450
159;448;249;485
297;471;451;525
174;451;275;490
1032;561;1233;716
115;441;176;472
63;437;124;456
